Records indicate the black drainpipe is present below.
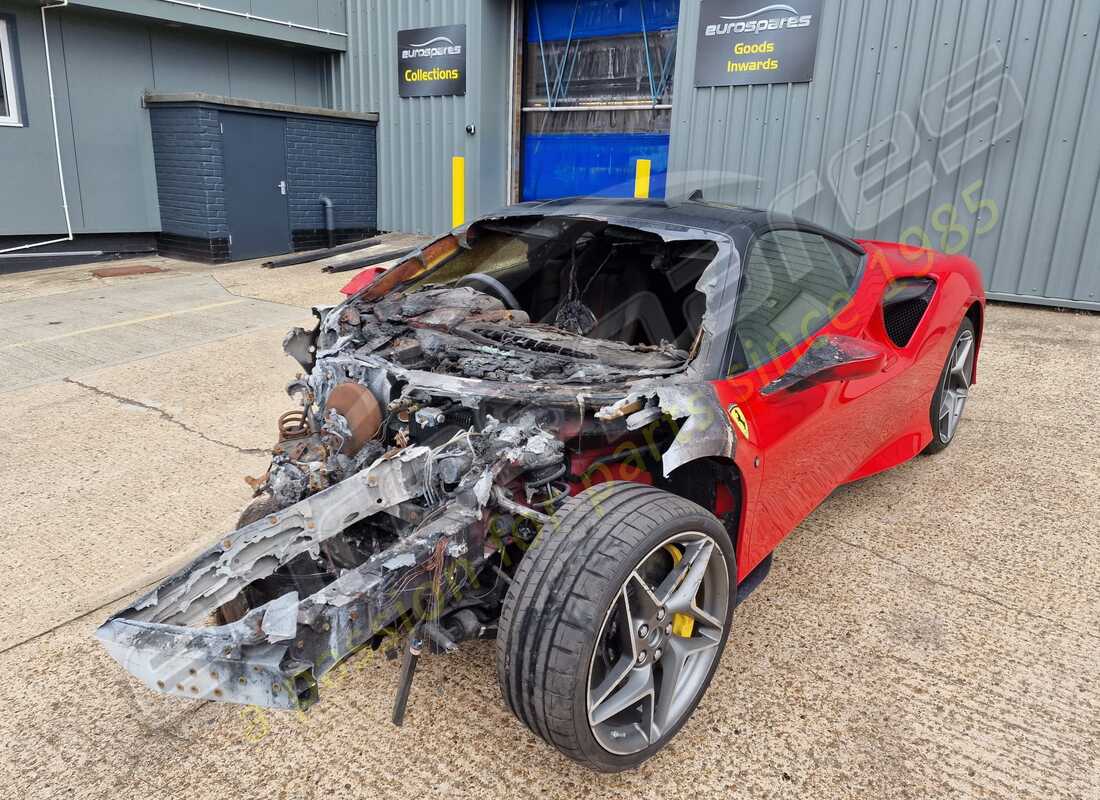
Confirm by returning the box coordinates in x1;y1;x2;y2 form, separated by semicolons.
320;197;335;249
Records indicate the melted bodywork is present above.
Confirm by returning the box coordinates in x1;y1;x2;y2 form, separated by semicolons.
759;334;887;396
96;212;742;710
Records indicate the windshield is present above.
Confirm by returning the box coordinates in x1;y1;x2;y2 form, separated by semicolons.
400;216;720;354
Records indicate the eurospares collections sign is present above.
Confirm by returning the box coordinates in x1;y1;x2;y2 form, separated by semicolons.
695;1;823;87
398;24;466;97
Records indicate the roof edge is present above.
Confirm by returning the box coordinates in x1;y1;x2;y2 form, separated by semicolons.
142;93;378;123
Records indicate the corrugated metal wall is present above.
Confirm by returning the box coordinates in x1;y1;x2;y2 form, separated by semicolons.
329;0;513;234
668;0;1100;310
328;0;1099;308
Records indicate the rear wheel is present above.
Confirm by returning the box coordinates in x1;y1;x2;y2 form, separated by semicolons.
496;482;736;772
924;317;976;454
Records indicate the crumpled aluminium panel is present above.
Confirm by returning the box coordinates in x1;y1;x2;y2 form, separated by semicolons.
97;446;433;708
97;416;563;710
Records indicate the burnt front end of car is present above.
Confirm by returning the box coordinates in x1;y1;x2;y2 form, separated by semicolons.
96;403;571;710
97;212;739;713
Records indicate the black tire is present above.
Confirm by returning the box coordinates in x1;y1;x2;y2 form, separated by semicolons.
924;316;977;454
236;492;282;528
496;481;736;772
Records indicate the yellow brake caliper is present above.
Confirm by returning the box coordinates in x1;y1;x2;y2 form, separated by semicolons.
662;544;695;638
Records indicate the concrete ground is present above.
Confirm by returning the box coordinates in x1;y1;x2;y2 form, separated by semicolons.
0;253;1096;800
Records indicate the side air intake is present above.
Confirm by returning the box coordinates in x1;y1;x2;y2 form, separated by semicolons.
882;278;936;348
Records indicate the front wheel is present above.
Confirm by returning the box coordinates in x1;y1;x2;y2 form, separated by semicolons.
496;482;736;772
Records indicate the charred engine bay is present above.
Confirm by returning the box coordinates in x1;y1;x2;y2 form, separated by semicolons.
241;221;731;637
225;278;713;643
251;282;696;590
331;284;689;384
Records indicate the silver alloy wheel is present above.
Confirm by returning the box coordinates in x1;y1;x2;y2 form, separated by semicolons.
938;329;975;443
586;532;730;756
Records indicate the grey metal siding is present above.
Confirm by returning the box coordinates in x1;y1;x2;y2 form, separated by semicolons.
667;0;1100;310
0;3;331;238
330;0;513;235
55;11;161;233
0;5;74;236
145;28;328;104
68;0;349;51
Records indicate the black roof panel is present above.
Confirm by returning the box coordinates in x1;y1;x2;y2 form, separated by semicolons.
508;196;800;237
503;196;860;252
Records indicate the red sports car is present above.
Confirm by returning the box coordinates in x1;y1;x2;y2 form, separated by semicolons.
98;197;984;772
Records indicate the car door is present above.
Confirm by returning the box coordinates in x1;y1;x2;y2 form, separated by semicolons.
712;227;883;574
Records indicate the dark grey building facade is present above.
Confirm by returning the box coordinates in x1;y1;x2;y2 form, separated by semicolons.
0;0;375;263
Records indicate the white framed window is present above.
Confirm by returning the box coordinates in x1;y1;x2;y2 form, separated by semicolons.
0;17;22;127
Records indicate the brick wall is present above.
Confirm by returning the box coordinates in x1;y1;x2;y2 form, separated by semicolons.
148;107;229;261
148;103;378;262
286;118;378;250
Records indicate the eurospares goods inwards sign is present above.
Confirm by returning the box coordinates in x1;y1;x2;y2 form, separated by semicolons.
695;1;823;87
398;24;467;97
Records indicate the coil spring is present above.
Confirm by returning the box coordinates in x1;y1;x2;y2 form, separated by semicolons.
525;463;569;512
535;480;570;513
277;410;310;441
524;462;566;489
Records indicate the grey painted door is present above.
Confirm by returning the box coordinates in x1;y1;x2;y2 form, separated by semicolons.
222;112;291;260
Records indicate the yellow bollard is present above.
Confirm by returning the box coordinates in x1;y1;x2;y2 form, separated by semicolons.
452;156;465;228
633;158;652;199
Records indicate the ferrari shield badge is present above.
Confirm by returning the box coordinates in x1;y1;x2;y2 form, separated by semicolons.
727;403;750;439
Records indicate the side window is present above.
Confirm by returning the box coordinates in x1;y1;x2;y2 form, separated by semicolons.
0;17;21;127
731;229;862;373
